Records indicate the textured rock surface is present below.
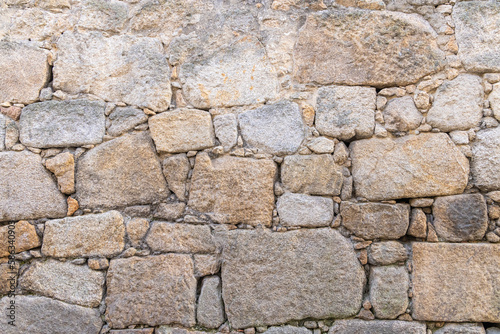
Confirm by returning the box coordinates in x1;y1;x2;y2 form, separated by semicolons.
162;154;190;201
368;241;408;265
196;276;225;328
221;228;365;328
491;84;500;120
264;326;312;334
328;320;426;334
45;152;75;194
76;132;169;209
383;96;422;132
108;107;148;137
412;243;500;322
351;133;469;200
213;113;238;152
0;151;67;222
42;211;125;258
188;153;276;225
472;127;500;191
126;218;150;248
369;266;409;319
277;192;333;227
0;220;40;257
434;323;486;334
146;222;216;253
294;9;444;87
408;208;428;239
341;202;410;239
0;113;5;151
106;254;196;328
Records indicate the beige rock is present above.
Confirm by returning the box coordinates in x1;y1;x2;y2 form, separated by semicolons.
106;254;196;328
0;262;17;295
490;84;500;121
409;198;434;207
194;254;220;277
146;222;216;253
110;329;154;334
328;320;426;334
351;133;469;200
88;257;109;270
126;218;150;247
472;127;500;191
213;113;238;152
0;221;40;257
369;266;409;319
67;197;79;216
42;211;125;258
277;192;333;227
162;154;190;201
307;137;336;154
408;208;427;239
156;328;211;334
188;153;276;226
383;96;423;132
45;152;75;194
412;243;500;322
197;276;225;328
77;0;129;33
154;203;186;221
108;106;148;137
368;241;408;265
149;109;215;153
434;323;486;334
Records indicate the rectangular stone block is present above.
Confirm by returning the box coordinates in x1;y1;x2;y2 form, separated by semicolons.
328;320;426;334
277;192;333;227
412;243;500;322
146;222;216;253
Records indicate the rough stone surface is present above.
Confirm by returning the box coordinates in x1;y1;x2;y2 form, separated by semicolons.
472;127;500;191
19;259;105;307
453;2;500;72
197;276;225;328
307;137;336;154
341;202;409;240
108;107;148;137
281;154;343;196
490;84;500;121
369;266;409;319
239;101;304;155
76;132;169;209
434;323;486;334
0;113;5;151
149;109;215;153
42;211;125;258
126;218;150;248
0;220;40;257
188;153;276;226
194;254;219;277
146;222;216;253
294;9;444;87
408;208;427;239
351;133;469;200
0;151;67;222
0;41;49;104
264;326;312;334
368;241;408;265
106;254;196;328
45;152;75;194
328;320;426;334
221;228;365;328
427;74;483;132
0;295;103;334
383;96;422;132
213;113;238;152
0;262;17;295
162;154;190;201
53;31;171;112
277;192;333;227
412;243;500;322
315;86;376;140
154;203;186;221
20;100;106;148
432;194;488;242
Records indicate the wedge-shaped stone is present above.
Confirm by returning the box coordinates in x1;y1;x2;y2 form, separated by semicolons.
351;133;469;200
180;36;279;109
76;132;169;209
106;254;196;328
453;2;500;72
412;243;500;322
149;109;215;153
108;106;148;137
221;228;365;328
42;211;125;258
0;41;49;104
188;153;276;226
0;295;103;334
197;276;225;328
0;151;66;222
294;9;444;87
328;320;426;334
53;31;171;111
0;221;40;257
146;222;216;253
277;192;333;227
472;127;500;191
19;259;105;307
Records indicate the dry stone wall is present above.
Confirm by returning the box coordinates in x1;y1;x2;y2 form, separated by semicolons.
0;0;500;333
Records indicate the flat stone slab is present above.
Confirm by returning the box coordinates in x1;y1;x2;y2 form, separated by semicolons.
434;323;486;334
108;107;148;137
277;192;333;227
328;320;426;334
20;100;106;148
350;133;469;200
146;222;216;253
264;326;312;334
221;228;365;328
412;243;500;322
472;127;500;191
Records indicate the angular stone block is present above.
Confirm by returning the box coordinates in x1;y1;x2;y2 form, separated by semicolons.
369;266;409;319
146;222;216;253
328;320;426;334
108;106;148;137
196;276;225;328
472;127;500;191
213;113;238;152
383;96;422;133
264;327;312;334
277;192;333;227
0;220;40;257
368;241;408;265
162;154;190;201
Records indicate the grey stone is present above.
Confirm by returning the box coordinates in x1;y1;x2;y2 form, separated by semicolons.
197;276;225;328
19;259;105;307
472;127;500;191
155;328;210;334
20;100;106;148
490;84;500;121
106;254;196;328
264;326;312;334
341;202;410;240
0;113;5;151
162;154;190;201
351;133;469;200
53;31;171;112
42;211;125;258
432;194;488;242
221;228;365;328
368;241;408;265
276;192;333;227
434;323;486;334
369;266;409;319
427;74;483;132
213;113;238;152
315;86;376;140
383;96;423;132
0;151;67;222
77;0;129;33
307;137;336;154
75;132;169;209
0;295;103;334
487;328;500;334
408;208;427;239
238;101;304;155
146;222;216;253
328;320;426;334
108;107;148;137
281;154;343;196
453;2;500;72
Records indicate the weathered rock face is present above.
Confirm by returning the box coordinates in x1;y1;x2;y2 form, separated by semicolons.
351;133;469;200
0;113;5;151
294;9;444;87
196;276;225;328
328;320;426;334
383;96;422;133
0;151;67;222
42;211;125;258
434;323;486;334
0;295;103;334
239;101;305;155
264;326;312;334
188;153;276;226
412;243;500;322
162;154;190;201
0;220;40;257
368;241;408;265
490;84;500;120
432;194;488;242
315;86;376;140
221;228;365;328
0;41;49;104
75;132;169;209
277;192;333;227
369;266;409;319
213;113;238;152
108;107;148;137
45;152;75;194
146;222;216;253
341;202;410;240
106;254;196;328
53;31;171;111
472;127;500;191
453;1;500;72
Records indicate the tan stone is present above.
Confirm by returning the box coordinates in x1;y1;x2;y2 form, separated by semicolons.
45;152;75;194
369;266;409;319
329;320;426;334
162;154;190;201
146;222;216;253
67;197;79;216
194;254;220;277
154;203;186;221
472;127;500;191
368;241;408;265
126;218;150;247
0;221;40;257
88;257;109;270
197;276;225;328
0;262;17;295
408;208;427;239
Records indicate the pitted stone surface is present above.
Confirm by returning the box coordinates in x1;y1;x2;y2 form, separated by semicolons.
328;320;426;334
196;276;225;328
264;326;312;334
472;127;500;191
0;220;40;257
146;222;216;253
383;96;423;133
108;106;148;137
277;192;333;227
369;266;409;319
434;323;486;334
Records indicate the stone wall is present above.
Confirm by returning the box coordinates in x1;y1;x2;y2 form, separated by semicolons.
0;0;500;333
